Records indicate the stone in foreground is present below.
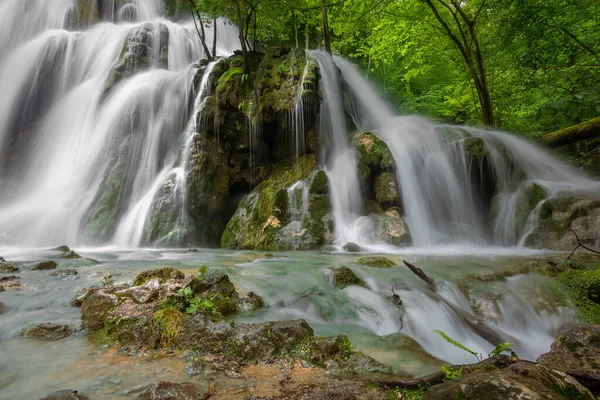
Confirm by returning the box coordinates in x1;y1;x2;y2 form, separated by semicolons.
423;361;594;400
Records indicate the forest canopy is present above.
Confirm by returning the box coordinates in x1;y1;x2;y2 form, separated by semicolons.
172;0;600;137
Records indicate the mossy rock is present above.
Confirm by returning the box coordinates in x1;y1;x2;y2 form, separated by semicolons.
221;155;324;250
0;262;20;273
342;242;363;253
558;268;600;324
132;267;185;287
463;137;489;160
374;172;399;206
328;266;367;289
357;256;397;268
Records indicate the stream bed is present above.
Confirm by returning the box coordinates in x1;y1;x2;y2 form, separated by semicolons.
0;247;577;399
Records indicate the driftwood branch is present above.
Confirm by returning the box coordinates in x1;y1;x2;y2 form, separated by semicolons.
403;260;437;289
401;260;513;345
567;229;600;259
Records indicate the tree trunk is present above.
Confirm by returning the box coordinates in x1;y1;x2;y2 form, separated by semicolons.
321;0;332;54
188;0;211;59
542;117;600;148
234;0;250;74
422;0;495;127
212;17;217;58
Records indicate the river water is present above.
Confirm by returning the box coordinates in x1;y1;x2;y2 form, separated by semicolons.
0;247;575;399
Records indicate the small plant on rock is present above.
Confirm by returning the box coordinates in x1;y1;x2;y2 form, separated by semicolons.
433;330;518;363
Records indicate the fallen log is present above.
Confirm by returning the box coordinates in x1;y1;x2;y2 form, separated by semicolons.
541;117;600;148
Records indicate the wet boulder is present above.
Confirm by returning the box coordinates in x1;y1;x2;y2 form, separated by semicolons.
0;275;20;290
21;323;73;340
0;260;20;273
525;196;600;251
342;242;362;253
423;361;594;400
0;301;5;314
81;290;119;330
327;266;367;289
362;208;412;246
179;313;235;353
136;381;199;400
32;261;58;270
186;273;238;316
132;267;185;287
537;325;600;377
51;269;78;277
104;300;159;348
357;256;396;268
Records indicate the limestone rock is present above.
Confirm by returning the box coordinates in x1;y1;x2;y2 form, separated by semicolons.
537;325;600;377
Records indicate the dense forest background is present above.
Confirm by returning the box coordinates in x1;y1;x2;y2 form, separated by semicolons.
168;0;599;138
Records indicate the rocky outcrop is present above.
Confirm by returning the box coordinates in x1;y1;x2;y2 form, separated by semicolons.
423;361;594;400
537;325;600;377
76;266;390;376
105;23;169;92
185;48;320;249
354;132;398;209
525;195;600;251
221;156;334;250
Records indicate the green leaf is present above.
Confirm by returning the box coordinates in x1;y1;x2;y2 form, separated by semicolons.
433;330;481;361
488;342;517;358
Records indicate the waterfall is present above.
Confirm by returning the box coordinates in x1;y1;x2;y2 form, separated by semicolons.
0;0;239;247
331;56;600;248
308;50;363;245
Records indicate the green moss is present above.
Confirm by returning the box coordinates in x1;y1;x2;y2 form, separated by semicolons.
330;266;367;289
309;170;329;194
464;137;489;159
386;386;428;400
357;256;397;268
374;172;399;205
154;305;184;348
558;268;600;323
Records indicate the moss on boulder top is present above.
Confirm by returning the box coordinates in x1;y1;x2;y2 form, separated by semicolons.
328;266;367;289
357;256;397;268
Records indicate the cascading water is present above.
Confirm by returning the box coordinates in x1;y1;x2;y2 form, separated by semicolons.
326;55;600;249
308;51;363;244
0;0;239;247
